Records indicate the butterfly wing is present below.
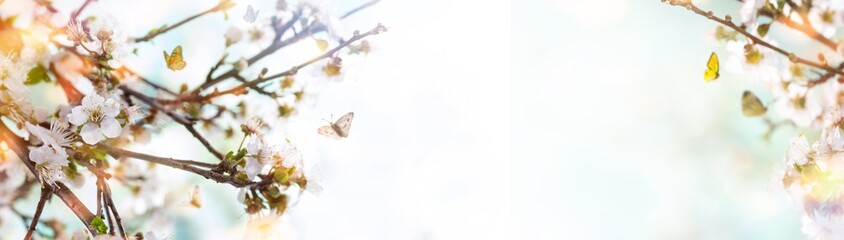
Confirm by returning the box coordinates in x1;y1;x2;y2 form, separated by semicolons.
741;90;767;117
166;46;186;71
189;185;202;208
318;125;341;139
244;5;258;23
704;52;719;82
332;112;354;137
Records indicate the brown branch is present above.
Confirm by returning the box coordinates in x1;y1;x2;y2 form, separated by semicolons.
24;186;52;240
70;0;96;20
134;1;229;43
104;146;269;188
196;0;382;92
665;0;844;76
0;122;97;235
172;23;386;103
756;4;837;50
119;86;225;160
101;182;125;239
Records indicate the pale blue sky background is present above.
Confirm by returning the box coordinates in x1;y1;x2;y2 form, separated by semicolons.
0;0;827;239
514;0;812;239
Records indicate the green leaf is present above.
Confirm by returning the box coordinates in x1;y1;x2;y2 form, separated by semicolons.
757;23;771;37
91;216;108;234
91;148;108;161
25;65;50;85
232;148;247;161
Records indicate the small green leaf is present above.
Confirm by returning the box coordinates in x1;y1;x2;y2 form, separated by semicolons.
757;23;771;37
91;216;108;234
225;151;234;160
91;148;108;161
232;148;247;161
25;65;50;85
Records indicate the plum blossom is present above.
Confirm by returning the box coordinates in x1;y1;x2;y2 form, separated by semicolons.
68;93;123;144
245;136;274;180
301;0;343;38
772;82;823;127
82;17;134;67
25;119;73;149
726;40;780;84
786;134;811;166
740;0;768;27
801;207;844;240
808;1;844;37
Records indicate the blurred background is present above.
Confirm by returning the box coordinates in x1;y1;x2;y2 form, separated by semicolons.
1;0;824;239
513;0;820;239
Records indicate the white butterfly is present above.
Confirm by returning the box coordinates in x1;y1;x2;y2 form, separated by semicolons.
244;5;259;23
318;112;354;139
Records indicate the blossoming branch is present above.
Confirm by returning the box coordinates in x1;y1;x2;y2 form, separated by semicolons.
666;0;844;238
0;0;384;239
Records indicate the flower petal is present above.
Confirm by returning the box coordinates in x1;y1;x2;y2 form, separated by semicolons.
29;146;47;164
103;98;121;118
245;157;262;180
67;106;88;126
99;117;121;138
80;123;104;145
82;93;104;108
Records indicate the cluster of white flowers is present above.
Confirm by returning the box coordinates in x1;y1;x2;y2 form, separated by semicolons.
782;111;844;239
241;118;303;180
0;54;37;123
72;17;134;67
698;1;844;238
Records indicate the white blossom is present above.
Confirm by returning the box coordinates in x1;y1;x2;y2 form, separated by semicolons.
802;210;844;240
82;17;134;67
740;0;768;27
300;0;343;38
225;26;244;45
726;40;781;84
25;119;73;149
68;93;123;145
245;136;273;180
787;134;811;166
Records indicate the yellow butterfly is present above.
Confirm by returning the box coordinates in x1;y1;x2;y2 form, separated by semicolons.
741;90;767;117
704;52;719;82
163;46;186;71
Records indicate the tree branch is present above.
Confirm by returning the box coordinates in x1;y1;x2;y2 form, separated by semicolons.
665;0;844;76
23;186;52;240
196;0;382;92
104;146;269;188
119;85;225;160
0;122;97;235
134;1;229;43
170;23;386;103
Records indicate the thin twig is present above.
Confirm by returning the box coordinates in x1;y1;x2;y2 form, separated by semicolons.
105;146;270;188
119;86;225;160
24;186;52;240
172;23;386;103
70;0;96;20
134;2;227;43
665;0;844;76
196;0;381;92
0;122;97;235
